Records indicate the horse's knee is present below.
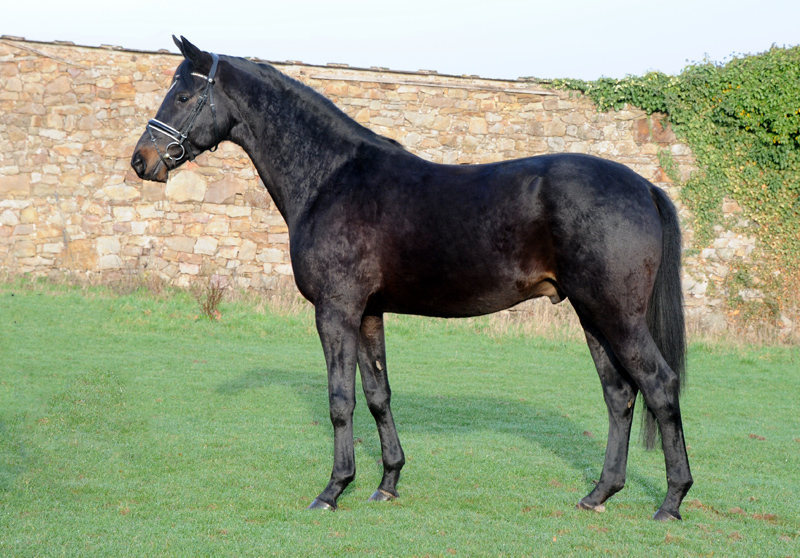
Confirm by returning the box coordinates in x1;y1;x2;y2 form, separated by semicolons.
329;394;355;427
364;390;390;417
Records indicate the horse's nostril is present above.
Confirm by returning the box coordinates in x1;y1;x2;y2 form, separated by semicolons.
131;152;145;176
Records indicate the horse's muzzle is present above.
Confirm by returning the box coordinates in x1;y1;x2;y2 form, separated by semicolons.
130;138;169;183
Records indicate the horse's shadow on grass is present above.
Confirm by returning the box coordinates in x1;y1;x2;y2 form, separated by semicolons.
216;366;664;507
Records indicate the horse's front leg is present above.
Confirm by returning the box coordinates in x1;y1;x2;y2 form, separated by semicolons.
357;314;405;501
308;303;361;510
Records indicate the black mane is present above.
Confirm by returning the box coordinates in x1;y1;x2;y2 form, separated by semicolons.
225;56;405;151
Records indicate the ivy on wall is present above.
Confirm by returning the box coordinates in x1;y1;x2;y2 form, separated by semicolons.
552;46;800;325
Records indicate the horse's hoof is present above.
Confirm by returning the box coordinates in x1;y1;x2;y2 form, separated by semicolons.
368;489;397;502
653;508;681;521
576;499;606;513
307;498;336;511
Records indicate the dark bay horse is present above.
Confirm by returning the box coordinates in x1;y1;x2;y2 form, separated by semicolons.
132;37;692;520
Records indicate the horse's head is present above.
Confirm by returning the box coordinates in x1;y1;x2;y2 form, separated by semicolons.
131;36;226;183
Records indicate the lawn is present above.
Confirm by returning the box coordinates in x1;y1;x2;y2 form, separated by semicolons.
1;279;798;557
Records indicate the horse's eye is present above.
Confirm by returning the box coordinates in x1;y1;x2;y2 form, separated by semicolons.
178;95;190;104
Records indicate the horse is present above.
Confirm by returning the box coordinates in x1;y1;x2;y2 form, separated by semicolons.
131;36;693;520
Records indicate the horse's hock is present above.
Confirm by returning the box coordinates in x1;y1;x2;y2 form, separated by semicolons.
0;37;759;332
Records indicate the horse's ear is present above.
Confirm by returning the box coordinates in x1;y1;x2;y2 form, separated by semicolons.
179;36;213;74
173;35;186;56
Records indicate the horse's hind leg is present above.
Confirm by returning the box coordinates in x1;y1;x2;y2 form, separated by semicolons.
575;310;639;513
357;315;405;501
603;323;693;520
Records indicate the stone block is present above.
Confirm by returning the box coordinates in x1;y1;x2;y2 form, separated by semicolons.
547;137;565;152
44;75;72;95
0;210;20;226
179;263;200;275
96;236;121;255
370;117;395;127
97;254;122;270
225;206;250;219
218;246;239;259
179;252;203;265
170;203;194;213
205;216;229;236
670;144;692;156
268;233;289;245
194;236;219;256
180;223;202;237
430;116;450;131
354;108;370;123
112;207;136;222
0;174;31;196
324;83;348;96
544;119;567;137
205;175;246;204
165;236;196;253
468;118;488;135
53;143;84;157
13;240;36;258
96;184;141;202
19;206;39;224
257;248;284;263
404;111;436;128
13;224;35;236
35;226;62;241
238;239;257;261
141;181;166;201
19;256;54;267
403;132;421;146
201;203;227;215
136;205;164;219
166;170;207;202
4;76;23;92
242;232;270;245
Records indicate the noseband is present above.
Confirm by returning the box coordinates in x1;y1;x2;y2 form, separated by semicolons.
147;52;220;164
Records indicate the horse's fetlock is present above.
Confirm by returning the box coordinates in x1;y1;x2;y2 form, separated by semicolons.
609;481;626;495
383;454;405;472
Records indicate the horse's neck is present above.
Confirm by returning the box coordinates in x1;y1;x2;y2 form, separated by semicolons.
228;64;365;228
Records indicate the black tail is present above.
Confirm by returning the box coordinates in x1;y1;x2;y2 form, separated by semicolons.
642;186;687;450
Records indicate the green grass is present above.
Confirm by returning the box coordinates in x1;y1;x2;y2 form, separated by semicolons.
1;279;798;557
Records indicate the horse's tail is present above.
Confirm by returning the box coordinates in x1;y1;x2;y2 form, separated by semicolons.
642;185;686;450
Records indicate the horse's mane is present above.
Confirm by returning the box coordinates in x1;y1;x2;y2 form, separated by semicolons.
224;56;405;151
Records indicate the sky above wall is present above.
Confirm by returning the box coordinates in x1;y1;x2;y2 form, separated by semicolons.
3;0;799;81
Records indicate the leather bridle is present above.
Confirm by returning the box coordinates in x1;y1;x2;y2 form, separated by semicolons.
147;52;220;165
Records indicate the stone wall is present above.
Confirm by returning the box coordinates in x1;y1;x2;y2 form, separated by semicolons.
0;38;758;328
